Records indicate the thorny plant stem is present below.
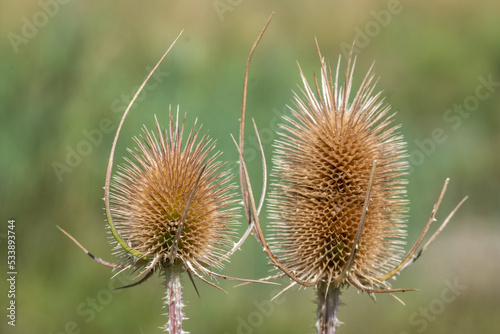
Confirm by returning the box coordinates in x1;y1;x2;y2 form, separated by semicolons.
316;282;341;334
164;264;184;334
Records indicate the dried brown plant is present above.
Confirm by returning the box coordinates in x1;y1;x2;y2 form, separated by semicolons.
57;13;468;333
237;17;467;334
110;111;237;277
268;48;409;292
58;32;264;333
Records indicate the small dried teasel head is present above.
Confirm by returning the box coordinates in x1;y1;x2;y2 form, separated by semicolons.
110;110;238;274
268;48;409;291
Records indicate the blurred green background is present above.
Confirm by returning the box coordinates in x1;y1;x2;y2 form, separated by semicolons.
1;0;499;333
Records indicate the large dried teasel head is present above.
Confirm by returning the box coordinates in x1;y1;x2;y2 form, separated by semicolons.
267;47;409;291
238;36;466;334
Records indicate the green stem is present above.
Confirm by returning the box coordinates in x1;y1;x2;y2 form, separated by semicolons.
316;282;342;334
164;264;184;333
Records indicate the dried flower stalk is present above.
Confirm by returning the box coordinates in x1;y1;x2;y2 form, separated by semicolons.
237;27;467;333
269;48;409;290
59;31;264;333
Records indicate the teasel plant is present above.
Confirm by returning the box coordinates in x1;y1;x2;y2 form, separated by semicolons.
58;31;268;333
237;16;468;334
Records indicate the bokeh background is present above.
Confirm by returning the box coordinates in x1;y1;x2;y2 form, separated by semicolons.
1;0;499;333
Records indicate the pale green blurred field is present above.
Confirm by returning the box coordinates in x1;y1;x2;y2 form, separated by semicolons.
1;1;499;333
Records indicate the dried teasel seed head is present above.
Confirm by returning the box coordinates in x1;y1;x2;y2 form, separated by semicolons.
110;111;238;272
268;49;409;290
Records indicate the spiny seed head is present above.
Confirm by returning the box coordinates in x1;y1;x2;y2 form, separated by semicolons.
110;112;238;271
269;52;409;289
